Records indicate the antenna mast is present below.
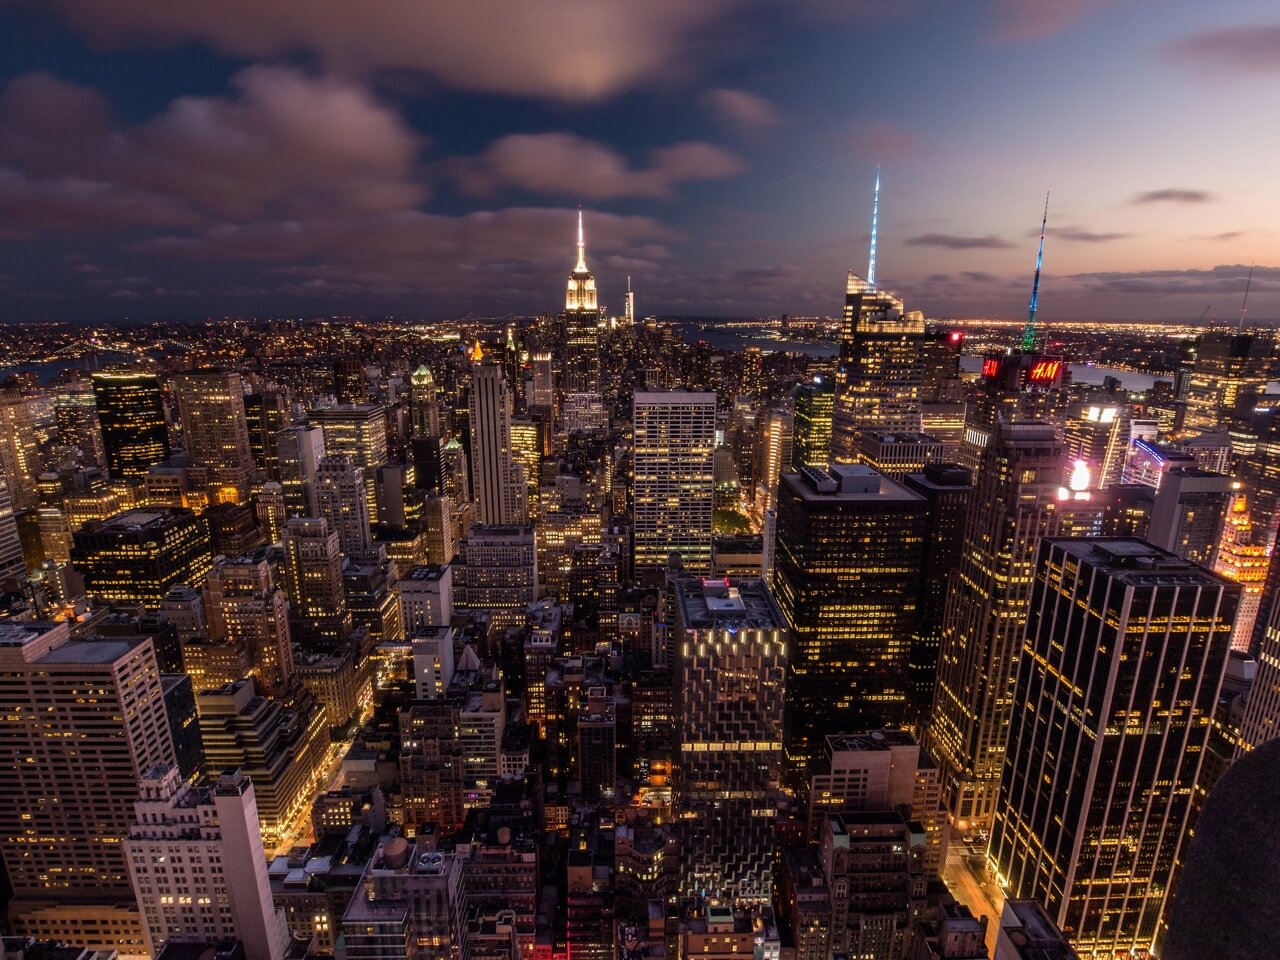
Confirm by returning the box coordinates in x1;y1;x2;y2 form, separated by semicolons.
1021;192;1049;353
1238;263;1254;331
867;165;880;288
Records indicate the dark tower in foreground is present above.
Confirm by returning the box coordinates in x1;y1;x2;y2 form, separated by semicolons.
991;538;1236;959
92;370;170;479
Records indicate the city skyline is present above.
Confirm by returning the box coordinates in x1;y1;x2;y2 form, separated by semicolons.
0;1;1278;323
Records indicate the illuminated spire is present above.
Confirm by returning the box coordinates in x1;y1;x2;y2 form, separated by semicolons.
575;206;588;273
867;165;880;288
1022;191;1049;353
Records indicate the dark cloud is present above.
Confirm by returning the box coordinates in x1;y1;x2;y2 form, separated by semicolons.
1041;225;1131;243
731;265;801;287
1067;264;1280;296
960;270;1000;283
925;273;951;283
451;134;743;200
1131;188;1214;205
703;89;782;129
33;0;750;102
905;233;1012;250
1163;25;1280;74
0;67;426;227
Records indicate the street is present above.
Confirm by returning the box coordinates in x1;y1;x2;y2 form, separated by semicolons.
941;838;1006;957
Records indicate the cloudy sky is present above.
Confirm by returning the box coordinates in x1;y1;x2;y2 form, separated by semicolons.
1;0;1278;323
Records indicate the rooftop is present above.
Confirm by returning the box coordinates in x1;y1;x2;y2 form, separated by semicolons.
782;465;923;503
675;577;784;631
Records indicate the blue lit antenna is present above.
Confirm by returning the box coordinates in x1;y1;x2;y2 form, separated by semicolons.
1021;191;1049;353
867;165;881;288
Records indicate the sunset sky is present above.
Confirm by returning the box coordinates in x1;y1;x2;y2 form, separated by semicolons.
1;0;1277;322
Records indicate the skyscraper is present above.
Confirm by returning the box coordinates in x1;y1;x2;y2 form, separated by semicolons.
675;578;786;903
282;516;351;649
1182;331;1274;435
772;464;926;766
410;363;442;438
205;551;294;697
174;369;256;504
53;383;106;470
92;370;170;479
990;538;1237;958
901;463;973;727
244;386;289;480
632;391;716;575
333;357;366;404
0;390;43;509
275;423;326;518
315;452;374;558
755;407;794;514
71;507;213;608
308;402;389;516
0;621;175;916
469;360;527;525
926;422;1066;833
563;209;601;398
831;274;925;462
791;376;834;472
125;765;292;960
1148;466;1231;567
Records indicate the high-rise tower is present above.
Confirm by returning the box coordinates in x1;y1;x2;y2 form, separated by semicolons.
991;538;1236;957
174;370;256;505
469;361;527;525
831;171;926;462
563;209;600;395
91;370;170;479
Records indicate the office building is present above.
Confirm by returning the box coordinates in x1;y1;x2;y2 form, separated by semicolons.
901;464;972;727
993;901;1077;960
275;424;326;517
0;475;25;582
456;524;537;632
281;516;351;649
196;678;329;846
411;625;456;700
1237;593;1280;754
92;370;171;479
71;508;213;608
529;352;555;418
205;551;294;697
675;578;786;903
632;391;716;575
410;363;442;438
990;539;1237;958
54;384;106;470
244;386;290;479
926;422;1066;834
1064;400;1130;489
792;376;835;472
0;391;40;511
469;361;527;525
1148;467;1231;567
173;370;256;504
832;274;925;462
125;764;292;960
858;431;944;481
805;731;948;877
333;357;366;404
772;465;926;765
308;403;388;516
399;563;454;633
1182;331;1274;435
0;622;175;917
966;351;1069;448
754;407;794;514
1214;487;1269;651
316;453;374;558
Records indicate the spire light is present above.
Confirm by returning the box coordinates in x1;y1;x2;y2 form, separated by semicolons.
867;165;880;288
1022;191;1049;353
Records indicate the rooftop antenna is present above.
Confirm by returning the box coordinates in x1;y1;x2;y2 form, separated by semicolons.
1238;263;1254;331
1021;191;1050;353
867;165;881;287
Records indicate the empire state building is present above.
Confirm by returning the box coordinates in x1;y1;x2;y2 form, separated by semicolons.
561;209;604;431
564;209;600;392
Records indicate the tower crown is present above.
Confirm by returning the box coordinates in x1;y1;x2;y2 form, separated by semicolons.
566;207;598;311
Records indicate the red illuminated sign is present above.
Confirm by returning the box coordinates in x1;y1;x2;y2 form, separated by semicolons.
949;331;963;343
1026;359;1062;383
981;358;1001;378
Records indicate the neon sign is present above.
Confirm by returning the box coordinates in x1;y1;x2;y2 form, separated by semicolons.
1026;359;1062;383
981;358;1001;378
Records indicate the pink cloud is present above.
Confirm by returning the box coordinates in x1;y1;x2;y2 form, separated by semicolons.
452;133;742;200
703;89;782;130
988;0;1120;43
